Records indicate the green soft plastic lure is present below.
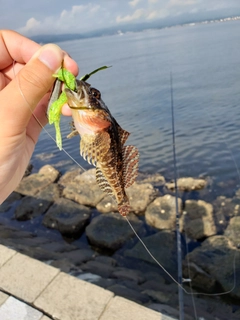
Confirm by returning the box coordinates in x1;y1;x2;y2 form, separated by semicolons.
48;66;110;150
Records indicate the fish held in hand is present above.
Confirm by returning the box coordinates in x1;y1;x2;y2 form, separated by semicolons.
65;79;139;216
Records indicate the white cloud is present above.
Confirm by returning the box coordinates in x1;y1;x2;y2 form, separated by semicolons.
148;0;159;3
116;8;145;23
147;9;169;20
129;0;141;7
17;4;105;36
168;0;198;7
18;17;41;36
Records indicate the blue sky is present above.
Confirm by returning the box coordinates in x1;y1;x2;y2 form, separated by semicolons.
1;0;240;36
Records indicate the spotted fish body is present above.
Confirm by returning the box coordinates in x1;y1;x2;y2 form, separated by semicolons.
65;80;139;216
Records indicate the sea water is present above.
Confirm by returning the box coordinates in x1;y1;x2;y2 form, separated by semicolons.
34;20;240;190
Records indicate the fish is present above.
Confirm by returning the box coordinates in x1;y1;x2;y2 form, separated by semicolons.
65;79;139;216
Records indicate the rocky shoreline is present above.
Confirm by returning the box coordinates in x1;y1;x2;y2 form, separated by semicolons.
0;164;240;319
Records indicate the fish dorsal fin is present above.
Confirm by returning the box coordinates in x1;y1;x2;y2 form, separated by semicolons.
96;167;114;196
80;131;110;166
117;125;130;146
123;145;139;188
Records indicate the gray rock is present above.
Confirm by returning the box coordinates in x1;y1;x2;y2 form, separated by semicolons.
124;231;180;278
182;261;217;293
224;216;240;246
43;198;91;236
40;241;78;253
96;196;118;213
165;177;207;191
140;279;166;291
86;212;145;251
15;196;52;220
58;168;83;187
107;284;150;304
50;259;78;273
15;165;60;196
73;168;96;184
184;235;240;298
63;181;104;207
12;244;61;261
126;183;158;214
0;192;22;213
136;173;165;187
148;303;181;320
80;260;115;278
117;280;141;292
212;196;240;234
94;255;117;266
61;248;97;265
111;268;145;284
36;183;61;202
180;200;217;240
38;164;60;180
145;195;182;230
0;225;34;240
142;289;173;304
23;163;33;177
92;278;116;289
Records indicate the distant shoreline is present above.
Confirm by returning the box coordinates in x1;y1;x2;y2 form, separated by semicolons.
30;15;240;44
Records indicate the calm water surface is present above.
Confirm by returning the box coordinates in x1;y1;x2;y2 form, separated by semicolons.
33;21;240;189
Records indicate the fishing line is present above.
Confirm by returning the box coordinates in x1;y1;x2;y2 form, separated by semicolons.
12;60;86;171
13;60;238;299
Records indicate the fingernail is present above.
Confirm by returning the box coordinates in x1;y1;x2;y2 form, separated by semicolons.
37;44;63;71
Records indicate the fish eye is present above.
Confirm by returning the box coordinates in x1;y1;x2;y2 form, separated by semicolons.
90;88;101;99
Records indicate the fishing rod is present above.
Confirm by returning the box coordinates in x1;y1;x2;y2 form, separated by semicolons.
170;72;184;320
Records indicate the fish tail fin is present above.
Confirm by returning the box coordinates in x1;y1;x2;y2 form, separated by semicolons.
118;198;131;216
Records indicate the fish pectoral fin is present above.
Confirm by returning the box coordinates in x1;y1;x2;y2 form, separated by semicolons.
67;121;78;139
80;131;111;166
67;130;79;139
117;124;130;145
96;167;114;196
123;145;139;188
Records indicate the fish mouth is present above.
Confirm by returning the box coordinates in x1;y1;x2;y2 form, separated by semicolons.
65;80;89;110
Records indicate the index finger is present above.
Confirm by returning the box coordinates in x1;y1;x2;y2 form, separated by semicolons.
0;30;41;69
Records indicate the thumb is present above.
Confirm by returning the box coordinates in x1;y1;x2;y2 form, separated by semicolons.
0;44;64;135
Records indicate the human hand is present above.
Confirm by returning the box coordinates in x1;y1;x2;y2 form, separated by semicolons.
0;30;78;203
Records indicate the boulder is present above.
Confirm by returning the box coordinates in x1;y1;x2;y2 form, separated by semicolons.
111;268;145;284
107;284;150;304
165;177;207;191
15;165;60;196
136;173;165;187
224;216;240;246
58;168;83;187
126;183;158;215
145;195;182;230
80;260;116;278
180;200;217;240
86;212;145;251
184;235;240;298
62;169;105;207
124;231;182;278
96;196;118;213
36;183;61;202
43;198;91;236
63;182;105;207
15;196;52;220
